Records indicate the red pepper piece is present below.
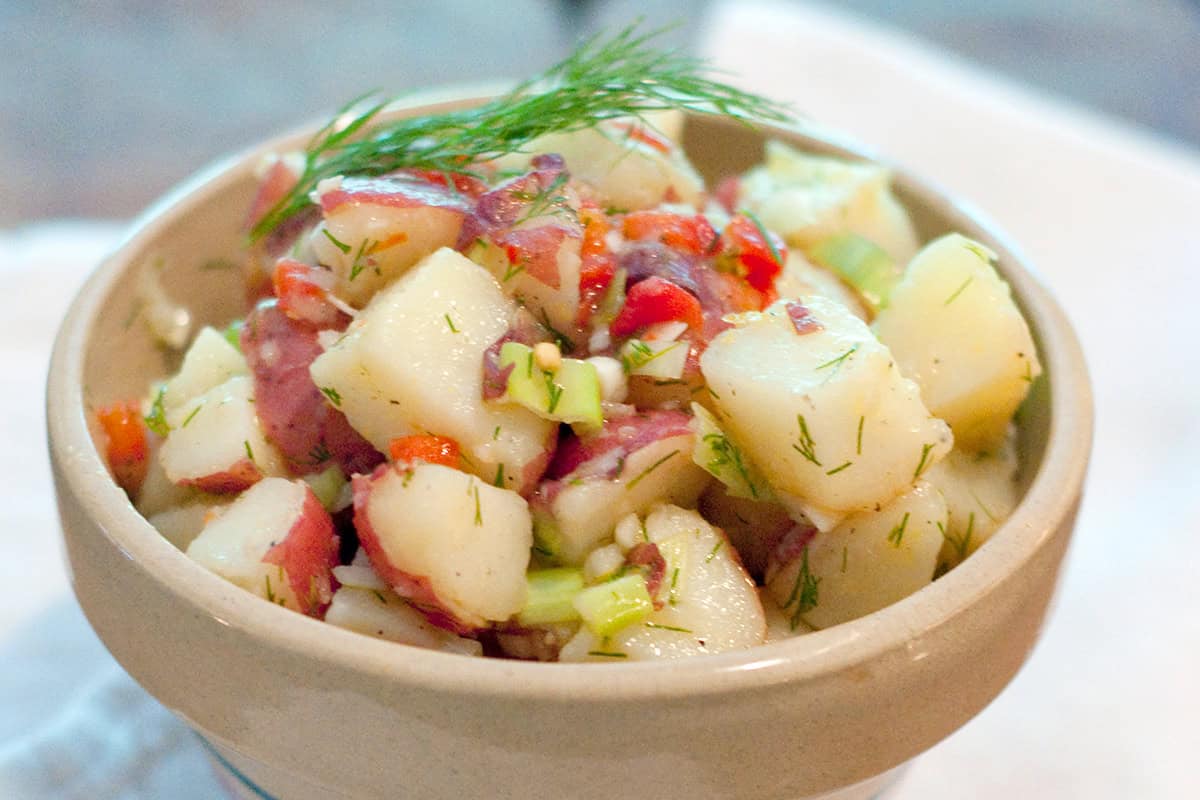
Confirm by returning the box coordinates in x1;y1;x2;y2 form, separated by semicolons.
272;258;344;329
577;204;617;325
609;276;704;338
623;211;718;256
388;435;461;469
97;400;149;495
722;213;787;293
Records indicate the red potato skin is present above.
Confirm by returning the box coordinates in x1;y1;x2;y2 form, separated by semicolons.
245;159;299;231
242;301;383;477
261;485;341;618
318;174;472;215
178;458;262;494
547;409;693;480
351;466;481;636
494;223;575;289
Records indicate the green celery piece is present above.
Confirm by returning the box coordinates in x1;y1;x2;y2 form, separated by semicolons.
553;358;603;429
499;342;545;410
573;573;653;637
222;319;244;352
517;568;585;626
689;403;772;502
807;232;899;312
498;341;603;428
532;514;563;562
302;465;346;511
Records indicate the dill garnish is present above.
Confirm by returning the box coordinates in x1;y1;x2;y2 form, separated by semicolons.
624;449;680;491
784;546;820;629
792;414;821;466
249;25;790;242
943;276;974;306
913;442;935;479
144;385;171;436
887;512;911;547
319;386;342;407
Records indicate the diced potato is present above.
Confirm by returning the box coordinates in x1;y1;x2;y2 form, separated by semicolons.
925;430;1020;568
496;120;704;211
873;234;1042;450
559;505;765;661
309;248;557;494
161;326;248;412
766;481;947;630
536;434;710;565
159;376;286;492
186;478;339;616
310;181;466;307
469;219;583;341
325;586;483;656
738;141;919;265
359;464;532;626
700;296;951;530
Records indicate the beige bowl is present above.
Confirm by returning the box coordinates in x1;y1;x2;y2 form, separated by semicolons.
48;91;1091;800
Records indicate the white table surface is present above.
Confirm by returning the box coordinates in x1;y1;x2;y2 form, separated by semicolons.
2;2;1198;797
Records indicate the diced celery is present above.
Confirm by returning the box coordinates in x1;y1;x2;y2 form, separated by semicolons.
500;341;544;409
517;568;585;626
619;338;688;379
593;269;627;326
498;341;603;428
688;403;772;501
573;573;653;636
554;358;603;429
807;232;900;312
532;514;563;561
303;465;346;511
222;319;244;352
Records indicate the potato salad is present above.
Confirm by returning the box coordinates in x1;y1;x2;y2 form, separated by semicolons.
95;31;1040;662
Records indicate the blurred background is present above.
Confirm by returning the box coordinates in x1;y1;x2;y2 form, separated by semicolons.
3;0;1198;226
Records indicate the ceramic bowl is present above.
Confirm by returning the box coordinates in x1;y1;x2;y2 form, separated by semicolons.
47;89;1092;800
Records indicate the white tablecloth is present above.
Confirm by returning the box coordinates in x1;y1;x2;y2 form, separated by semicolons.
2;2;1198;797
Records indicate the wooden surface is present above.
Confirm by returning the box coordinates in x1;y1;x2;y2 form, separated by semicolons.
2;0;1198;225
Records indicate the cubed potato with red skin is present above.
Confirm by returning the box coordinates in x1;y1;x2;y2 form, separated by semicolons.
532;410;712;564
241;300;383;476
158;376;286;493
353;462;532;633
310;174;471;306
186;478;340;617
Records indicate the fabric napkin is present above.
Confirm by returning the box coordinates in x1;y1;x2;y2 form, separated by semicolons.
3;2;1198;797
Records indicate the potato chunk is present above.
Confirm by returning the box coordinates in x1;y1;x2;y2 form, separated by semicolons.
356;464;532;627
309;248;557;493
159;376;286;493
160;326;247;412
738;141;918;265
765;481;947;630
924;430;1020;568
496;120;704;211
873;234;1042;450
700;296;951;530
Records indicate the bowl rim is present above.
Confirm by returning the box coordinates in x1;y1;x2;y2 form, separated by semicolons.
47;86;1093;701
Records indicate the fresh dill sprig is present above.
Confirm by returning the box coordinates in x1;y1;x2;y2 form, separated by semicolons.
249;24;792;242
